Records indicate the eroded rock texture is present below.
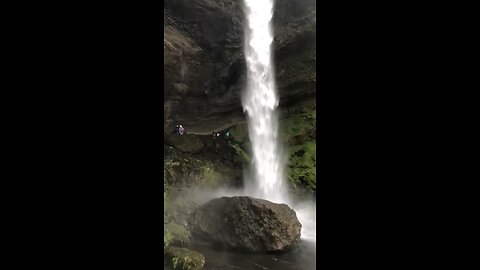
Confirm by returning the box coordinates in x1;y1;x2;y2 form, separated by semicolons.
164;0;316;133
188;196;302;253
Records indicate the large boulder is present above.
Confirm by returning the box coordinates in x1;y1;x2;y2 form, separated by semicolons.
188;196;301;253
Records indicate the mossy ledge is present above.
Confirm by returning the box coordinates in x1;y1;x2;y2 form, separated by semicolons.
280;98;316;193
165;246;205;270
223;99;317;194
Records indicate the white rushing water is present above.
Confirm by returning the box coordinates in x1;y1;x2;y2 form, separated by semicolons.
242;0;316;243
242;0;286;204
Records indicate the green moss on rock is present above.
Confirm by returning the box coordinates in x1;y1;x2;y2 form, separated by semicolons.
164;222;191;247
223;123;252;168
197;163;222;187
164;153;239;191
164;230;175;248
230;143;251;164
280;99;316;144
165;246;205;270
287;141;316;191
208;99;317;193
164;191;199;231
280;99;316;193
166;134;205;154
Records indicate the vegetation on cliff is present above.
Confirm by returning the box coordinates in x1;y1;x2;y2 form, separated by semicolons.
281;99;316;192
222;99;317;194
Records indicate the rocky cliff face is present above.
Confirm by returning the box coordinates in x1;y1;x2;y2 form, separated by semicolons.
164;2;316;266
164;0;316;133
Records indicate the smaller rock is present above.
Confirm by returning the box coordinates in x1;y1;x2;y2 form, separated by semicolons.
164;222;191;247
164;246;205;270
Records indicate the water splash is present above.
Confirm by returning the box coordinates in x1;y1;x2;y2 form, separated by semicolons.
242;0;316;243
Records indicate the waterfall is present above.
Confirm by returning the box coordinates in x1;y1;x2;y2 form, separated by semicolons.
242;0;286;204
242;0;316;243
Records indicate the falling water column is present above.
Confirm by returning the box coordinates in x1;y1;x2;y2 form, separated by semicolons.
242;0;317;244
242;0;287;204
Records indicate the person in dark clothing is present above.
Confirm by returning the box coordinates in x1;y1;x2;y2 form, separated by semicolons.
178;125;185;136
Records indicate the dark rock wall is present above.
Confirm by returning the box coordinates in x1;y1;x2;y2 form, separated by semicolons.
164;0;316;134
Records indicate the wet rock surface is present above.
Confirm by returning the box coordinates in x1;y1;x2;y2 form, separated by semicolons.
164;246;206;270
164;0;316;133
188;196;302;253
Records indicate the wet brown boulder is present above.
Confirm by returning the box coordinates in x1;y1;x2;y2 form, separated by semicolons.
188;196;301;253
